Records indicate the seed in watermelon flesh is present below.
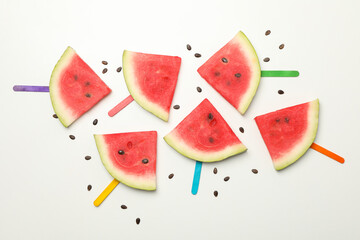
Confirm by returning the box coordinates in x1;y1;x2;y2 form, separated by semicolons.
197;31;261;114
49;47;111;127
164;99;246;162
255;99;319;170
94;131;157;190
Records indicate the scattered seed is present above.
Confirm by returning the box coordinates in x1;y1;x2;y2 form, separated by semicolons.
284;117;289;123
239;127;244;133
53;114;58;119
127;142;133;149
263;57;270;62
186;44;192;51
278;90;284;95
196;86;202;93
213;191;218;197
221;57;228;63
208;113;213;120
279;44;285;50
276;118;280;123
173;105;180;110
214;71;220;76
102;61;108;65
265;30;271;36
224;176;230;182
121;205;127;209
87;185;92;191
235;73;241;78
69;135;75;140
85;81;90;86
116;67;122;72
252;169;258;174
92;119;98;125
102;68;108;74
213;167;218;174
118;150;125;155
136;218;141;225
194;53;201;58
168;173;174;179
85;93;91;98
209;137;214;143
142;158;149;164
74;75;78;80
85;156;91;160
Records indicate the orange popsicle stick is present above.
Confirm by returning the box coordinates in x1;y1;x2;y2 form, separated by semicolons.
310;143;344;164
94;179;120;207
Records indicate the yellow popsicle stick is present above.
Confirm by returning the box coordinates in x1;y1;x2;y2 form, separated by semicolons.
94;179;120;207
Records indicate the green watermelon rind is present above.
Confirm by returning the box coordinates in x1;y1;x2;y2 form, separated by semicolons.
49;47;77;127
94;134;156;191
271;99;319;170
164;133;247;163
122;50;169;122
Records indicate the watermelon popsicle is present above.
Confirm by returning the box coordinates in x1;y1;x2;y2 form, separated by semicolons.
108;50;181;122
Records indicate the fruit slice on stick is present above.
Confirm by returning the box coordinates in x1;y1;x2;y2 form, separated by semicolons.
255;99;344;170
164;99;246;194
108;50;181;121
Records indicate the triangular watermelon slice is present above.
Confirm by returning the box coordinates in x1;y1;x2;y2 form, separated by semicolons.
94;131;157;191
164;99;246;162
197;31;261;114
49;47;111;127
255;99;319;170
123;50;181;121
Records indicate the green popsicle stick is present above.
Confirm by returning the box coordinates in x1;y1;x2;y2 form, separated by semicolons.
261;71;299;77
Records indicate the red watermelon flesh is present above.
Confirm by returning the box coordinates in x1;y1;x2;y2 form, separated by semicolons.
123;50;181;121
255;99;319;170
94;131;157;190
50;47;111;127
164;99;246;162
197;31;261;114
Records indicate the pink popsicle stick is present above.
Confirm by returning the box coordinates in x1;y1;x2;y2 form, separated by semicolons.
108;95;134;117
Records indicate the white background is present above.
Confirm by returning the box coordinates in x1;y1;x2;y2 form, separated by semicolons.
1;0;360;239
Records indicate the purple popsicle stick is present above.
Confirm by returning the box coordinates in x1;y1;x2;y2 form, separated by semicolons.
13;85;49;92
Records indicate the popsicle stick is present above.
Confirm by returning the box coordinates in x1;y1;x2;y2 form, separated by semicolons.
94;179;120;207
261;70;299;77
191;161;202;195
310;143;344;164
13;85;49;92
108;95;134;117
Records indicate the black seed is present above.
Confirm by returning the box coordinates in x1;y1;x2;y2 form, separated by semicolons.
213;167;218;174
168;173;174;179
52;114;58;119
275;118;280;123
196;86;202;93
235;73;241;78
102;61;108;65
265;30;271;36
173;105;180;109
118;150;125;155
85;93;91;98
278;90;284;95
263;57;270;62
116;67;122;72
69;135;75;140
208;113;213;120
85;156;91;160
87;185;92;191
85;81;90;86
284;117;289;123
74;75;78;80
239;127;244;133
186;44;192;51
215;71;220;76
279;44;285;50
252;169;258;174
209;137;214;143
194;53;201;58
222;57;228;63
224;176;230;182
136;218;141;225
213;191;218;197
142;158;149;164
121;205;127;209
102;68;108;74
93;119;98;125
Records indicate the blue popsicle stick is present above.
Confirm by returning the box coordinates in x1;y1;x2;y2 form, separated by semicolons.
13;85;49;92
191;161;202;195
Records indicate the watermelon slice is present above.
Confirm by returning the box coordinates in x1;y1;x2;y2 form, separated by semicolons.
255;99;319;170
197;31;261;114
49;47;111;127
164;99;246;162
122;50;181;121
94;131;157;191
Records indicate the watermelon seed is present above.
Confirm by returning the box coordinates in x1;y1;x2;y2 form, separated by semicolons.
196;87;202;93
265;30;271;36
142;159;149;164
208;113;213;120
284;117;289;123
213;191;218;197
168;173;174;179
252;169;258;174
85;93;91;98
85;156;91;160
102;68;108;74
275;118;280;123
173;105;180;110
87;185;92;191
279;44;285;50
224;176;230;182
116;67;122;72
74;75;78;80
127;142;133;149
52;114;58;119
235;73;241;78
278;90;284;95
69;135;75;140
136;218;141;225
215;71;220;76
118;150;125;155
213;168;218;174
239;127;244;133
263;57;270;62
102;61;108;65
209;137;214;143
186;44;192;51
121;205;127;209
85;81;90;86
226;81;231;86
194;53;201;58
93;119;98;125
221;57;228;63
